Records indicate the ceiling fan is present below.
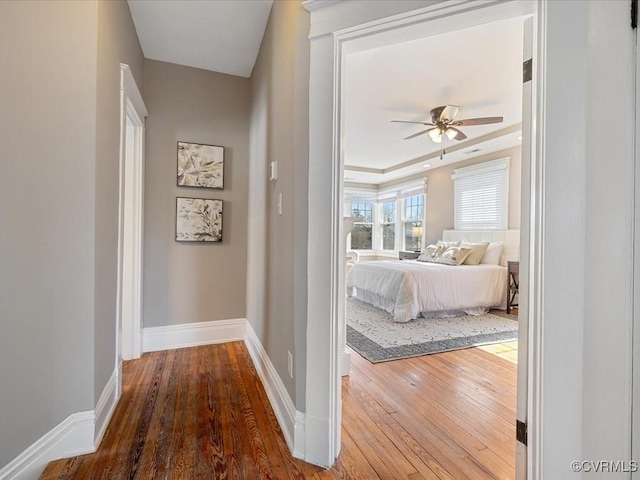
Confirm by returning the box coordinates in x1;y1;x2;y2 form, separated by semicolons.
391;105;503;146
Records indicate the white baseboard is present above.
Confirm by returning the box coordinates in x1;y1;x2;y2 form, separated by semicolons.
304;414;333;468
94;369;119;448
244;322;306;459
0;412;95;480
340;349;351;377
143;318;246;352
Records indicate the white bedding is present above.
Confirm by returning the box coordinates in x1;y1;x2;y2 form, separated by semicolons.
346;260;507;323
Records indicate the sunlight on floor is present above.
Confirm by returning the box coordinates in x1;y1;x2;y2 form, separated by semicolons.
478;340;518;364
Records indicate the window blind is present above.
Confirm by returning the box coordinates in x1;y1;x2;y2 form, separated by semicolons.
452;158;509;230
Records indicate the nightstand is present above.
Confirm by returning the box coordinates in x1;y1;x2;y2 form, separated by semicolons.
399;251;420;260
507;261;519;314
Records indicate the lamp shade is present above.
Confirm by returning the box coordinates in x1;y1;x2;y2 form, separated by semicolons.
412;225;423;237
428;128;442;143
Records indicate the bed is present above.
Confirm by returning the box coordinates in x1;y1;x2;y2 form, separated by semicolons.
346;229;519;323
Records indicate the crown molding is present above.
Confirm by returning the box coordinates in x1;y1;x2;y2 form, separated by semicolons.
344;122;522;177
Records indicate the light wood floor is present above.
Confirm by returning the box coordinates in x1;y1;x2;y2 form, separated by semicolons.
42;340;517;479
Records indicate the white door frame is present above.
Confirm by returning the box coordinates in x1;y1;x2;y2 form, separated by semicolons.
116;64;147;393
633;7;640;476
304;0;541;470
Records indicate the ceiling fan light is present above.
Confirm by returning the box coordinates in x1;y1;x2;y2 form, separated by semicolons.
432;134;442;143
428;128;441;140
445;128;458;140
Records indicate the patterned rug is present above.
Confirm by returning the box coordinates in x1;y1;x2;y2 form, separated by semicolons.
347;297;518;363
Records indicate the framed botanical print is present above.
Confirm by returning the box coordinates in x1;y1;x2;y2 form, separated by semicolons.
176;197;223;242
177;141;224;189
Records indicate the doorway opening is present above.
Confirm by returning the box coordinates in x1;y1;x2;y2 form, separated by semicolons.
336;4;533;478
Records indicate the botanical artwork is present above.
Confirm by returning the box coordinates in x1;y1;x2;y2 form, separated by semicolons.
177;142;224;189
176;198;223;242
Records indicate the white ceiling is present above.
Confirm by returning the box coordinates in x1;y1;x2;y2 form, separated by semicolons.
127;0;273;78
344;17;525;184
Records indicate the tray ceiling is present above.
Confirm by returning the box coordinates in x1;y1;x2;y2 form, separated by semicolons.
344;17;525;184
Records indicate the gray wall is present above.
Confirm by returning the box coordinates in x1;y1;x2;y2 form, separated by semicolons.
143;60;250;327
0;0;98;467
0;0;144;468
94;0;144;402
248;0;310;409
380;146;521;246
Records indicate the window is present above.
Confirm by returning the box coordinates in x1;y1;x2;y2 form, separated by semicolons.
380;200;396;250
350;201;373;250
346;180;425;253
452;158;509;230
403;194;424;251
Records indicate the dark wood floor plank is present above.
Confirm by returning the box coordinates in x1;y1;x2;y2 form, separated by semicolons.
42;340;516;480
136;347;180;477
231;342;307;480
226;343;277;479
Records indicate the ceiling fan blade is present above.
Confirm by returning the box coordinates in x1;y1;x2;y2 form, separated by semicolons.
391;120;435;126
440;105;459;122
447;127;467;140
455;116;504;126
430;105;459;123
404;128;435;140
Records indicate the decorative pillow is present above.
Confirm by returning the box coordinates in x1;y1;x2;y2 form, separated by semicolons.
435;246;473;266
480;241;505;265
417;244;446;263
437;240;461;248
460;241;490;265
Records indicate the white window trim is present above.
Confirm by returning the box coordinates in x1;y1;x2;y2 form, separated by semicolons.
346;178;427;255
346;193;376;253
400;194;425;252
378;199;397;252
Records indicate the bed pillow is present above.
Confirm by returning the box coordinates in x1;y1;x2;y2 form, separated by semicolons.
437;240;461;248
480;241;505;265
435;246;473;266
417;244;446;263
460;241;490;265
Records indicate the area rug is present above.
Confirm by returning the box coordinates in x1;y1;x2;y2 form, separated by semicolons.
347;297;518;363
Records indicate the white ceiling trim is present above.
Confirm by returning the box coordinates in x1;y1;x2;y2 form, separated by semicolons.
345;123;522;176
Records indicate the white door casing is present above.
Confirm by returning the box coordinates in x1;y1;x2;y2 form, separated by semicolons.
516;15;533;480
304;0;537;469
116;64;147;393
635;4;640;475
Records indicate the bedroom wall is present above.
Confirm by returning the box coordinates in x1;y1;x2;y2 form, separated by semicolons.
142;59;250;327
425;146;521;245
248;0;310;410
0;0;98;468
94;0;145;403
380;146;521;246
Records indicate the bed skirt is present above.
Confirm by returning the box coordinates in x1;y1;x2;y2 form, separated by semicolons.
347;287;490;323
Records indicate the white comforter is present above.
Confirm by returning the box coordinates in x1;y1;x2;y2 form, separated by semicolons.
346;260;507;323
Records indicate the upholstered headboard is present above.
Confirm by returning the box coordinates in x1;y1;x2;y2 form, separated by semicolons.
441;229;520;267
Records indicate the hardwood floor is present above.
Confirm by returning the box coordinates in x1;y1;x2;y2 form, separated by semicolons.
42;341;516;479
